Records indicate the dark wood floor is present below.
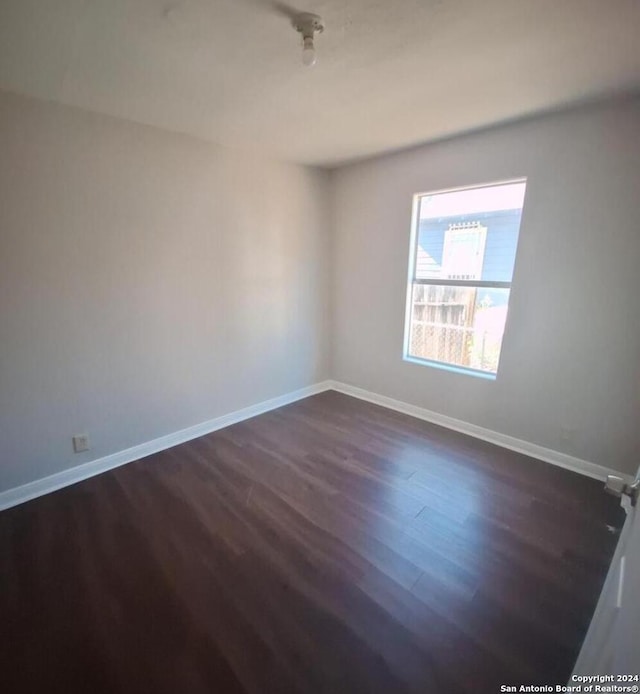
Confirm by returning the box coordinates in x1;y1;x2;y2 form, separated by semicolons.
0;391;623;694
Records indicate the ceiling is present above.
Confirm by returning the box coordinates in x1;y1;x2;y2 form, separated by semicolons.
1;0;639;167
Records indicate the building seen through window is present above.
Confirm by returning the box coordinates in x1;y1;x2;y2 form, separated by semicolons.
405;180;526;375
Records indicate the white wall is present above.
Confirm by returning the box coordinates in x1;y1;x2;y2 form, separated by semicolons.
331;99;640;476
2;91;638;494
0;90;330;492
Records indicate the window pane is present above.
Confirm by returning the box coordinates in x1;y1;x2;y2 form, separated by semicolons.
415;182;525;282
407;284;510;373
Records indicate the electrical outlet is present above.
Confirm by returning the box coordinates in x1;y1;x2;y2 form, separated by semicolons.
72;434;90;453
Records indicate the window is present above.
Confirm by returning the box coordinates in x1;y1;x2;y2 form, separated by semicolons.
403;179;527;377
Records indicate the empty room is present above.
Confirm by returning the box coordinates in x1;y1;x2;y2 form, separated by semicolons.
1;1;639;692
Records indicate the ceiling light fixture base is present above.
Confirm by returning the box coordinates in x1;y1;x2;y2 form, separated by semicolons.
292;12;325;40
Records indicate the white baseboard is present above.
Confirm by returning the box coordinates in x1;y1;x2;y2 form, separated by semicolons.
327;380;629;483
0;381;333;511
1;378;628;511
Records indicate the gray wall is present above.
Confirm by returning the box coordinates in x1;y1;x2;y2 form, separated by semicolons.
331;99;640;475
0;90;330;491
2;91;639;492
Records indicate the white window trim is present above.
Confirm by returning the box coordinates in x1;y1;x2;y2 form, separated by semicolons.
402;178;527;379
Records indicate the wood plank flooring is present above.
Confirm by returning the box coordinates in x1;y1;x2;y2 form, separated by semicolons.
0;391;624;693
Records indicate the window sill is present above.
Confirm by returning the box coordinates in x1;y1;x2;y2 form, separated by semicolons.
403;355;497;380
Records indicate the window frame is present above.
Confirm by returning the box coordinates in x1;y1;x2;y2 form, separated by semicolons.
402;178;527;379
